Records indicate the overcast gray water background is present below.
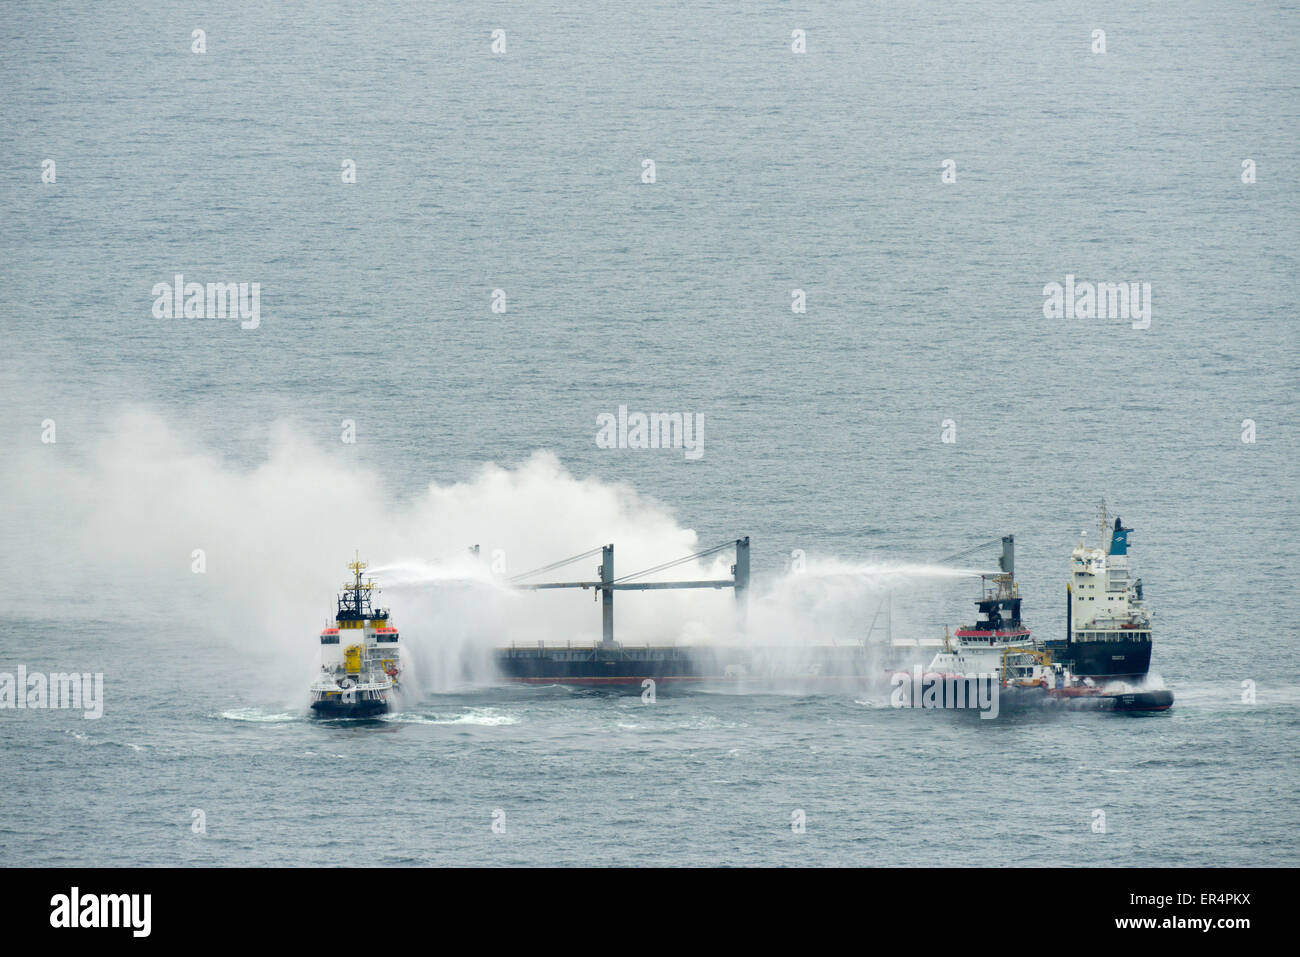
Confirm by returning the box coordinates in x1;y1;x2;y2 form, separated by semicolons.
1;2;1298;865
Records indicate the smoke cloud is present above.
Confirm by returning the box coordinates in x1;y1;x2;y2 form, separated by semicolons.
2;407;981;700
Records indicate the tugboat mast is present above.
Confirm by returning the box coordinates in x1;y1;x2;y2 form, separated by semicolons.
336;553;387;623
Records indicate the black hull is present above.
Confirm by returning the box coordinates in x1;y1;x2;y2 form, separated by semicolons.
1042;637;1152;679
1108;689;1174;712
310;699;390;718
495;645;873;685
1001;685;1173;712
495;646;1173;711
494;644;1166;687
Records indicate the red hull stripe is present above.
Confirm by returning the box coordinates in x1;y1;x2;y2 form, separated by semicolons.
503;676;871;685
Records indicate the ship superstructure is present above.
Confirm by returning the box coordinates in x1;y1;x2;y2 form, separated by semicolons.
926;536;1043;679
309;557;401;717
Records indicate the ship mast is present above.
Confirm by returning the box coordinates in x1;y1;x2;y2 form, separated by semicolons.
338;551;378;621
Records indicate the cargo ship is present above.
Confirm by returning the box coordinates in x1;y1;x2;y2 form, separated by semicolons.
490;513;1172;711
1042;508;1153;680
309;557;402;717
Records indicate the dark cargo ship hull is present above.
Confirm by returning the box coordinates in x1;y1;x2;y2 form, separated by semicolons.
495;646;1171;711
494;644;874;686
496;640;1156;684
1042;637;1152;680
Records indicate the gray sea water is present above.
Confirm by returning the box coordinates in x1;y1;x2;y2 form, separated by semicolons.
1;2;1298;866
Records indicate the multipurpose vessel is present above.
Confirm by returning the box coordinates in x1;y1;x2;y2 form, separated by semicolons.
309;557;402;717
489;511;1171;711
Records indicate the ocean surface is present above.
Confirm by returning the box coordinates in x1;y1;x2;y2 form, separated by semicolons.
1;1;1297;866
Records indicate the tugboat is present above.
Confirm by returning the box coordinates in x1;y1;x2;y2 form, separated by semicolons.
309;557;402;717
923;529;1172;712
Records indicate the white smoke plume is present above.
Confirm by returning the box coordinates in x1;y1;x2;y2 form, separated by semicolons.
1;407;983;700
